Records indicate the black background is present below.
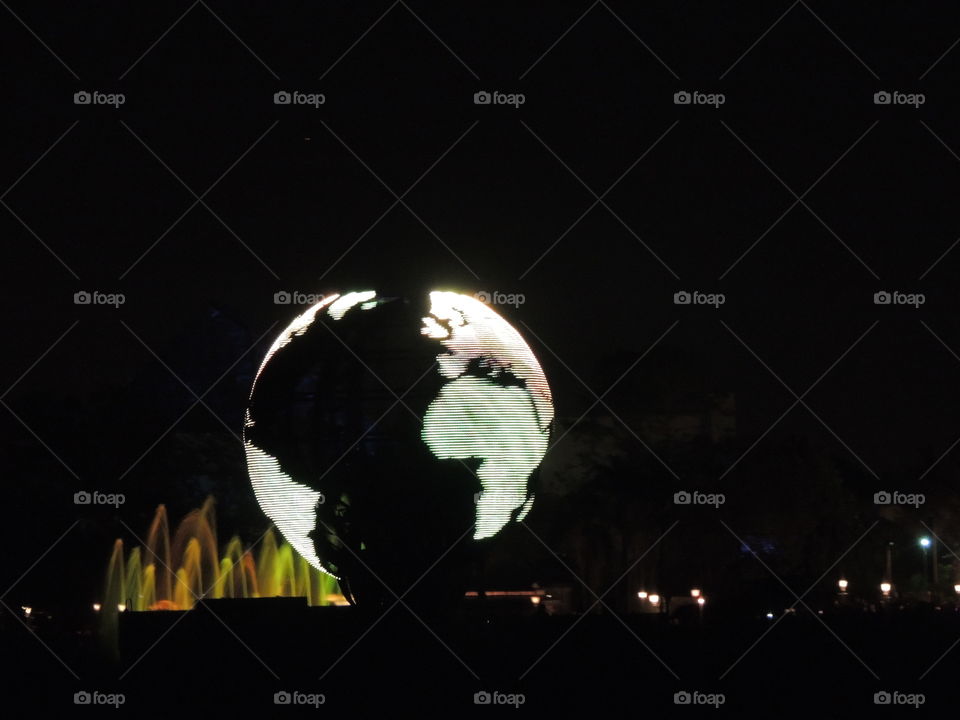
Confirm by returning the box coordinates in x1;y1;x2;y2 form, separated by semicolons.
4;1;960;712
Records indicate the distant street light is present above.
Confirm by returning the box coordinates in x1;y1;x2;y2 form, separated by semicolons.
690;588;701;598
881;582;891;596
838;578;849;592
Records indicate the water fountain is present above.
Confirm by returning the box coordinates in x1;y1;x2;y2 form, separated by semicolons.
99;496;344;649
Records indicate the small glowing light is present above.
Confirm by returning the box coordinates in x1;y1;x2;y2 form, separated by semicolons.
690;588;701;598
838;579;848;590
648;594;660;606
766;612;774;619
637;591;648;600
117;603;127;612
696;597;705;606
920;537;931;548
92;603;101;612
954;584;960;595
880;582;891;595
530;596;541;605
22;606;32;617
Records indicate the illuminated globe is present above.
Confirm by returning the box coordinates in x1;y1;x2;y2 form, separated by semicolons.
243;290;553;608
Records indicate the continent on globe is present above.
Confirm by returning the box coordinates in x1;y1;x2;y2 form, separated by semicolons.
244;290;553;609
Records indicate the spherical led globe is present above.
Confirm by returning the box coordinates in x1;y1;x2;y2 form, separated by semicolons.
243;290;553;608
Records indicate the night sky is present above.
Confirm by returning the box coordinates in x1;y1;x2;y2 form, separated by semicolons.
4;1;960;710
